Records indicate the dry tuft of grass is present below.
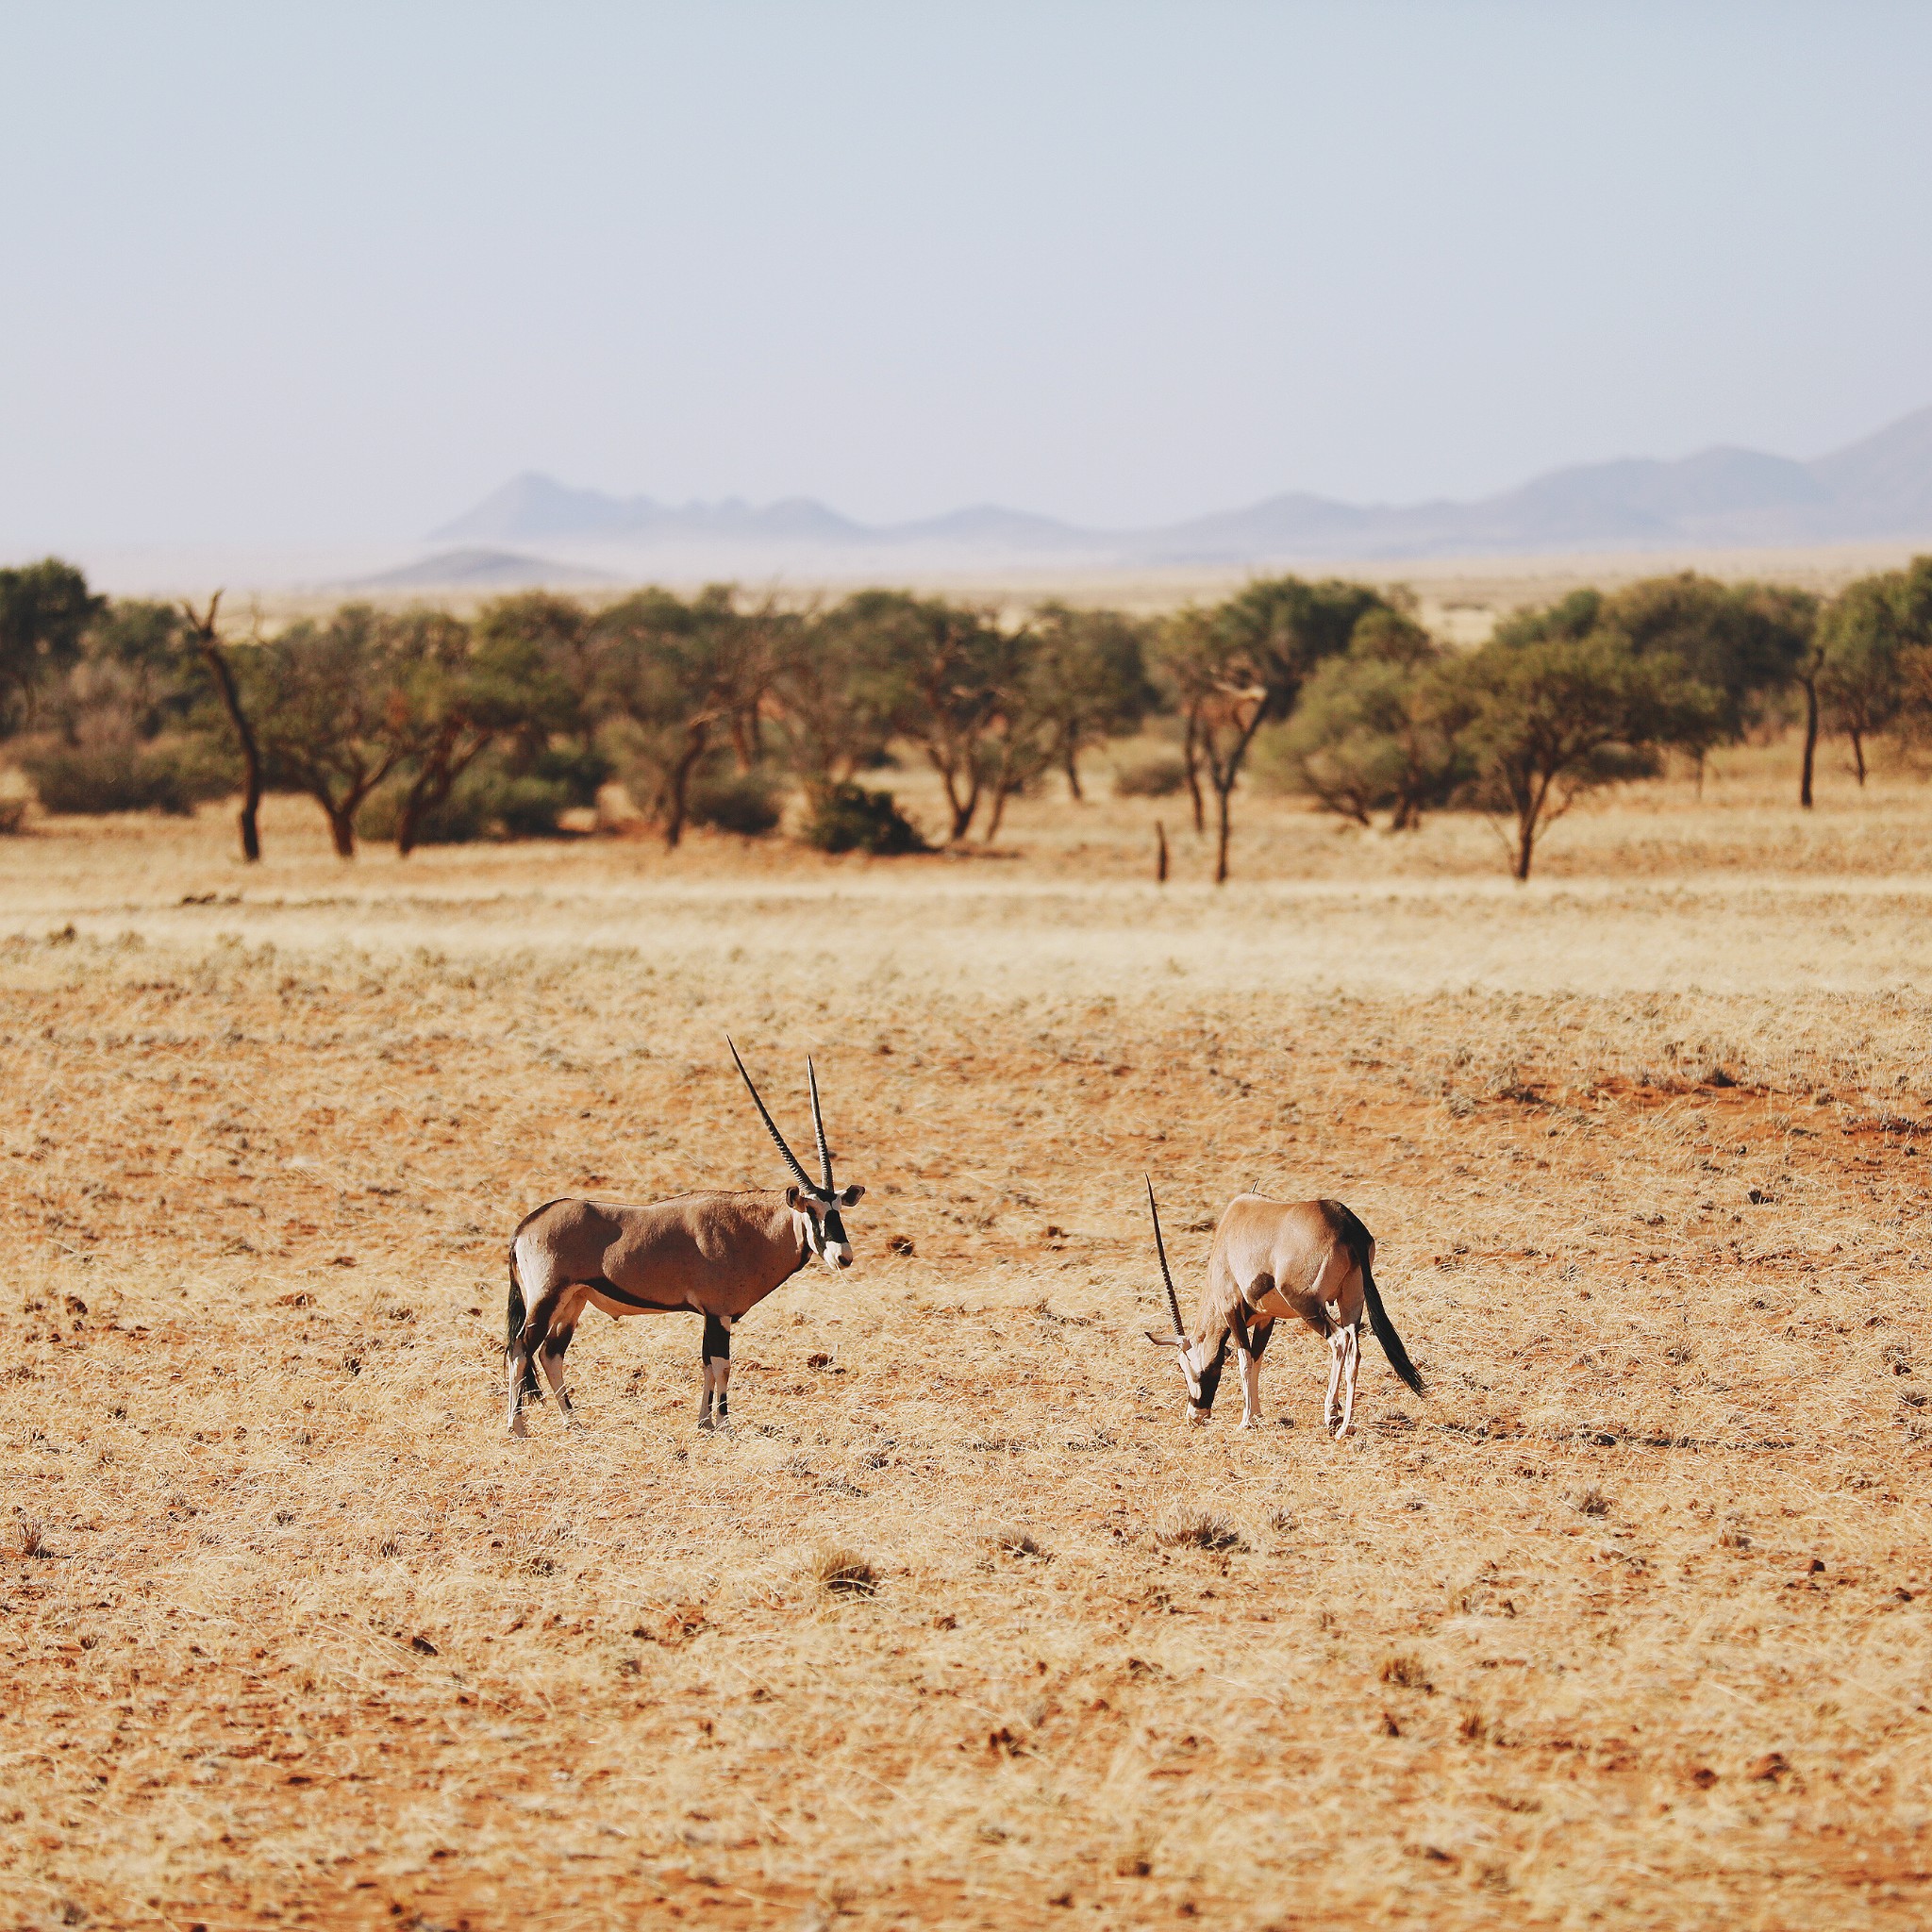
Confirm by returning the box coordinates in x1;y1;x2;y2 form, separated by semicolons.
809;1546;879;1596
1381;1653;1436;1693
988;1529;1052;1562
1154;1506;1247;1551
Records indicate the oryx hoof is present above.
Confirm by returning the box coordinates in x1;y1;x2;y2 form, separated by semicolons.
696;1412;715;1433
508;1415;528;1439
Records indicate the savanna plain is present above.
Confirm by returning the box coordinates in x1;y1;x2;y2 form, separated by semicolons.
5;747;1931;1931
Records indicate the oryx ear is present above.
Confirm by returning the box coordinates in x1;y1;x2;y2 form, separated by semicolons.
1145;1329;1184;1347
784;1185;802;1208
840;1184;865;1207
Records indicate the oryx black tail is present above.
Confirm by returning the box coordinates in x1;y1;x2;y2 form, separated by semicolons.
1327;1202;1424;1396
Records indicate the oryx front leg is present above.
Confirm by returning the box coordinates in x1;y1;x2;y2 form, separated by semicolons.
1238;1343;1263;1428
697;1311;733;1432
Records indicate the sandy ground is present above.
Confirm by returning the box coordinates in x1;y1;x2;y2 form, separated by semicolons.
3;758;1930;1929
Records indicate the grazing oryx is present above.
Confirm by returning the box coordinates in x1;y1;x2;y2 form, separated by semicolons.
1142;1178;1423;1438
504;1040;864;1437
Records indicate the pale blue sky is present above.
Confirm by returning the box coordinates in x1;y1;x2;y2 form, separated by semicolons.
2;2;1928;546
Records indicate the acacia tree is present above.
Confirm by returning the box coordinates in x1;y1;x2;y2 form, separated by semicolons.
380;609;567;857
1600;573;1808;789
709;592;785;772
974;622;1057;842
1159;576;1394;882
1814;564;1932;784
1026;604;1154;798
1156;607;1270;885
594;587;738;849
0;558;103;736
1261;610;1464;829
474;591;603;757
830;591;1009;841
768;602;895;800
255;605;413;857
1453;620;1717;880
1884;558;1932;742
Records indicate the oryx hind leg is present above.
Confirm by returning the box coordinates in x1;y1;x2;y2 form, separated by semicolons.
536;1316;583;1428
1333;1323;1362;1440
519;1283;587;1431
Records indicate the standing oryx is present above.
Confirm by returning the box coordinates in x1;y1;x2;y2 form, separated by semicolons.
1142;1178;1423;1438
504;1039;865;1437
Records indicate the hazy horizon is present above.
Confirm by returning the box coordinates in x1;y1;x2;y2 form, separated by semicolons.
4;3;1930;551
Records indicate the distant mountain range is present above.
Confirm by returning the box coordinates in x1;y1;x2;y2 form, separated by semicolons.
424;405;1932;575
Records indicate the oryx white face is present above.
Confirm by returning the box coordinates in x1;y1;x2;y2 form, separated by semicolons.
1146;1329;1226;1421
789;1184;866;1270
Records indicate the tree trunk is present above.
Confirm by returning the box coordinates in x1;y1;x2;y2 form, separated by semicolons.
1800;677;1819;808
1156;820;1168;883
1183;714;1205;834
941;762;979;841
325;802;357;858
1214;781;1234;885
1851;728;1867;786
1062;738;1083;801
397;729;491;858
983;788;1008;842
185;593;263;863
397;794;425;858
1513;811;1535;881
238;743;264;863
663;727;708;850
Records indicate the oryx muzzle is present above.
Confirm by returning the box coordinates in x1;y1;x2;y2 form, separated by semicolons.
502;1040;866;1439
1142;1179;1424;1439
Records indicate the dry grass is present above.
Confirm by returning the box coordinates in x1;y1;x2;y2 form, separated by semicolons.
3;749;1930;1929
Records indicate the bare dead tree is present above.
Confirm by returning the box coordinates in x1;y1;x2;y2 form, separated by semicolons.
181;591;263;862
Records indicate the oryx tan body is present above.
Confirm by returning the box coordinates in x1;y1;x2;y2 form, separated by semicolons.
506;1042;863;1437
1145;1186;1423;1438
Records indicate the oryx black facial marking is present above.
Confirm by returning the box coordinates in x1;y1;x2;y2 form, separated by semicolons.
503;1041;867;1437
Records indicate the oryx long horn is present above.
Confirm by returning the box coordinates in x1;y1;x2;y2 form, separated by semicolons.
727;1036;819;1196
1145;1175;1186;1341
807;1055;834;1193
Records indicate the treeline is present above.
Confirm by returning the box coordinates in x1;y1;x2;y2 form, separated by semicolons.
1;554;1928;879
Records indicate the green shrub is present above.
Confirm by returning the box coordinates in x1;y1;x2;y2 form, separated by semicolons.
801;783;927;856
21;744;192;815
1111;750;1189;797
689;768;783;837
